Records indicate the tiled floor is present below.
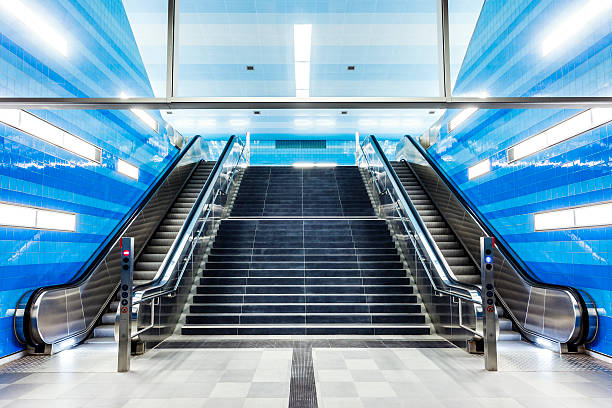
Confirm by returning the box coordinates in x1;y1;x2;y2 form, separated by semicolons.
0;339;611;408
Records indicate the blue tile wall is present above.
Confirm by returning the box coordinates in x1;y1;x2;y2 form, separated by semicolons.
426;0;612;355
245;133;399;165
0;1;177;357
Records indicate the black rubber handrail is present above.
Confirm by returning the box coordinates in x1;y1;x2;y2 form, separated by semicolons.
402;134;592;345
22;136;201;342
365;135;482;296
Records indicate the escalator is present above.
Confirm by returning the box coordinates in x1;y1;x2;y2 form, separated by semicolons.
89;161;215;342
14;135;246;352
360;135;597;351
391;162;520;341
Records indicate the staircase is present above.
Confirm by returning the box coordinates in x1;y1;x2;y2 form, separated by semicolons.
87;161;217;342
390;161;520;341
181;166;431;335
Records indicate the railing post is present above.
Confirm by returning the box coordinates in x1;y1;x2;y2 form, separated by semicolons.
118;237;134;373
481;237;498;371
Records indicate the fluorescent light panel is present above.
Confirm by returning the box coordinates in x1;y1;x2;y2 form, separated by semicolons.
117;159;139;180
508;108;612;162
542;0;612;56
131;109;159;133
0;109;100;162
449;107;478;132
120;92;159;133
292;162;337;168
534;202;612;231
467;159;491;180
294;24;312;97
0;0;68;56
0;202;76;231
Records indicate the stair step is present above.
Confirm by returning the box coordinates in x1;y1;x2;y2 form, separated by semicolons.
181;324;431;336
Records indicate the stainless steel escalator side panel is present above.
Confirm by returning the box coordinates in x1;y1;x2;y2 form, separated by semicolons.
395;135;593;346
129;135;246;348
359;135;483;348
22;137;206;348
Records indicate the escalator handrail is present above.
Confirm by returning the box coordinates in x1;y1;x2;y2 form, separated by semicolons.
20;136;201;346
360;135;482;303
24;136;200;293
132;135;245;302
401;134;593;344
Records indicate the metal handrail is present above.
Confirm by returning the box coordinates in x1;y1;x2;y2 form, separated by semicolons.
400;135;597;345
120;136;245;341
132;135;245;305
359;135;482;305
16;136;202;348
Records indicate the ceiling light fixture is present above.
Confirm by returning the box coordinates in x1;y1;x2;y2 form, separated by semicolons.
542;0;612;56
0;0;68;56
294;24;312;98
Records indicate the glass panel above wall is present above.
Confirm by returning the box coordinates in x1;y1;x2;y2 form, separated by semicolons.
0;0;166;98
449;0;612;97
162;109;445;138
174;0;441;97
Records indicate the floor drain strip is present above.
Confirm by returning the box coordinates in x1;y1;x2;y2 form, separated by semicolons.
288;344;318;408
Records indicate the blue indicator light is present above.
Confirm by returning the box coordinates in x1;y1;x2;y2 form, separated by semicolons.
485;256;493;264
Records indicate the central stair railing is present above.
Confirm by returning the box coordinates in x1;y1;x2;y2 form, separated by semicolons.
118;135;246;349
359;135;485;347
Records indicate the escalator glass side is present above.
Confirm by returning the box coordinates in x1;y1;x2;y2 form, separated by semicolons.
395;135;595;346
17;136;214;349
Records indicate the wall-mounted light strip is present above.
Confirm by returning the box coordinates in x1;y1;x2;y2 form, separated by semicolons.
448;107;477;132
0;202;76;231
117;159;139;181
120;92;159;133
0;109;101;162
508;108;612;162
467;158;491;180
542;0;612;56
534;201;612;231
131;108;159;133
0;0;68;56
294;24;312;98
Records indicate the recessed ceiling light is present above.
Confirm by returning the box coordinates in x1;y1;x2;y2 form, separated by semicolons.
347;66;355;71
246;65;254;71
294;24;312;98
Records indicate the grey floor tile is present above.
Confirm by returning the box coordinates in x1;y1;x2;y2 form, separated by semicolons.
349;369;386;382
210;382;251;398
0;384;42;399
247;382;289;398
0;374;31;384
318;382;358;398
220;369;256;383
243;397;287;408
202;398;245;408
320;397;364;408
